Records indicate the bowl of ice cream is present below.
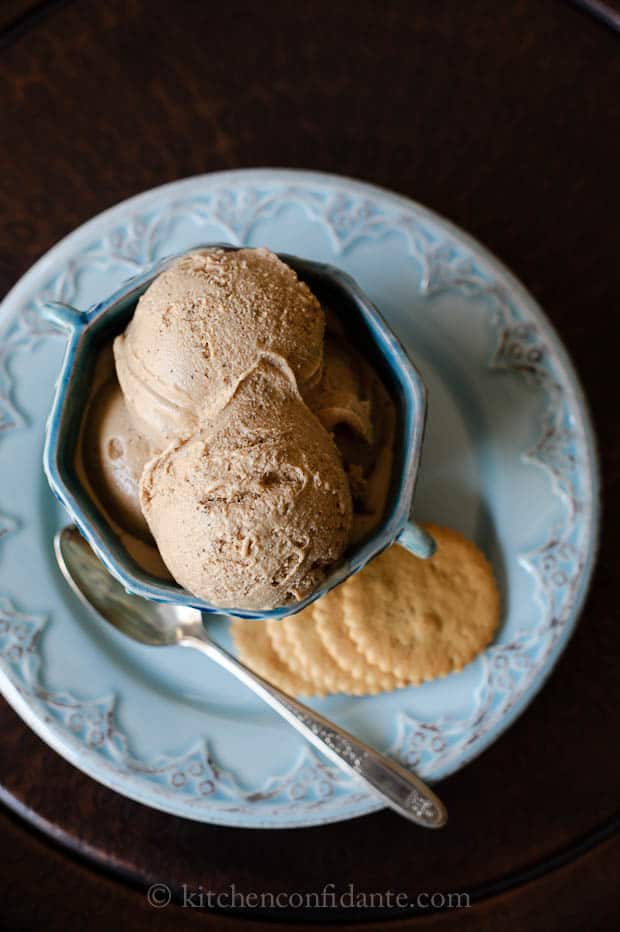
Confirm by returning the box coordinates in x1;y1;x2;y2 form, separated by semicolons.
43;245;433;619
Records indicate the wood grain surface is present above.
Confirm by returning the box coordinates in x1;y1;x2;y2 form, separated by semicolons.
1;0;619;928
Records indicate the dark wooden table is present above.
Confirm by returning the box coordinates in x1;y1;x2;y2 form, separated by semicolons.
1;1;619;929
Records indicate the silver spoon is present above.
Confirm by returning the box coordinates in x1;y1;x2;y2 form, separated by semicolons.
55;526;447;829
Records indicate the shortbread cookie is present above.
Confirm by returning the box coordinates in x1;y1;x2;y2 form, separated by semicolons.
266;595;403;695
230;619;321;697
342;526;500;683
313;589;407;688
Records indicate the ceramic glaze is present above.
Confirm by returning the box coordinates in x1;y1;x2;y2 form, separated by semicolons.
0;170;599;827
42;245;433;620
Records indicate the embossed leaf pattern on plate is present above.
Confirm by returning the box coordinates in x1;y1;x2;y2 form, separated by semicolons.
0;171;597;826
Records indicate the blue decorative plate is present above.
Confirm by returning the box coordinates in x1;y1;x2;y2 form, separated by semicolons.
0;170;599;828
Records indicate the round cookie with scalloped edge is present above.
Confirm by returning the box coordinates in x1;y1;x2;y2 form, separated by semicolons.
230;619;321;697
313;588;408;689
342;526;500;683
266;594;404;695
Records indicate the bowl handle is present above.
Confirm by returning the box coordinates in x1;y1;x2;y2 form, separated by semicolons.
397;520;436;559
42;301;89;333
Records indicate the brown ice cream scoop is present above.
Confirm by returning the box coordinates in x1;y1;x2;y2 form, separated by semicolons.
140;355;353;611
114;247;325;450
305;333;396;545
81;380;151;540
304;334;374;443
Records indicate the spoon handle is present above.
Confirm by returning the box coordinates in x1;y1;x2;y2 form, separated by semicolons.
181;633;447;829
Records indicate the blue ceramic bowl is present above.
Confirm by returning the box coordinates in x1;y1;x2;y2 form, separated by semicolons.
43;245;434;619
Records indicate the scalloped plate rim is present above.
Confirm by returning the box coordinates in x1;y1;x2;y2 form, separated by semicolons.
0;168;600;828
